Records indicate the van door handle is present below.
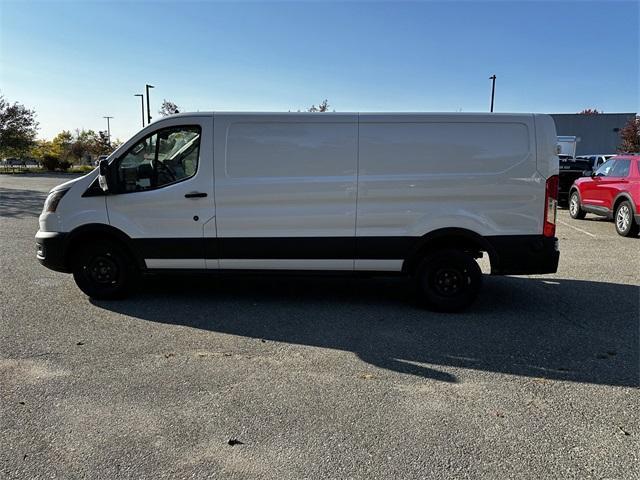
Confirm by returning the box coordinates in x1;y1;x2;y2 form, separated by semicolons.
185;192;208;198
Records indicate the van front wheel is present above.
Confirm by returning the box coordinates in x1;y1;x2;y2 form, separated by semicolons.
72;241;136;299
416;249;482;312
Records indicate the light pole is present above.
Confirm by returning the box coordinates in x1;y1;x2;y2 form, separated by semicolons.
103;116;113;146
145;84;154;124
489;75;496;112
134;94;145;127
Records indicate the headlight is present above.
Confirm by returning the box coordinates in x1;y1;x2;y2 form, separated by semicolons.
43;189;69;213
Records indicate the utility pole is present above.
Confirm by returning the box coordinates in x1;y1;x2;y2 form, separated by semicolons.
489;75;496;112
134;94;145;127
103;116;113;146
145;84;154;124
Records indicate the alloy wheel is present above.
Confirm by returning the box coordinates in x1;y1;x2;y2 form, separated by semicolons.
616;205;630;232
569;196;578;216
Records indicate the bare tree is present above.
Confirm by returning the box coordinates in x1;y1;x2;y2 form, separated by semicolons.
308;99;330;112
578;108;602;115
159;99;180;116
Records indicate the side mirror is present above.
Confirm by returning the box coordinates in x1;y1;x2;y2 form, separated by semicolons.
98;159;110;192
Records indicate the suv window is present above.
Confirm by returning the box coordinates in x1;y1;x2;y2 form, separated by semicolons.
116;126;201;193
610;158;630;177
595;159;616;177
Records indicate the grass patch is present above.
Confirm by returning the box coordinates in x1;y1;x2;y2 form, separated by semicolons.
0;165;94;175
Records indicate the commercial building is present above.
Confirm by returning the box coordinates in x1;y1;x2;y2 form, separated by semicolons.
550;113;636;155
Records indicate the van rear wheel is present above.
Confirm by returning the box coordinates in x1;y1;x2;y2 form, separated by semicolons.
416;249;482;312
72;240;136;299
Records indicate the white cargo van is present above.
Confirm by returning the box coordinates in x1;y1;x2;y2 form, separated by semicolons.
36;112;560;311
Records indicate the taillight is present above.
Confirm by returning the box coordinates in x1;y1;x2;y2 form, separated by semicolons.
543;175;558;237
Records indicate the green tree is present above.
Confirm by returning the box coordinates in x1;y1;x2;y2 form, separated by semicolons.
31;129;120;164
94;131;113;156
579;108;602;115
70;130;90;161
50;130;73;160
30;139;55;159
0;95;39;157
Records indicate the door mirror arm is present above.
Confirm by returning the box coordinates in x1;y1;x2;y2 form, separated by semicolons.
98;159;113;193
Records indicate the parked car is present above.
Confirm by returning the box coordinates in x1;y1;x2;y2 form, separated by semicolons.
36;112;560;311
558;154;591;206
576;154;616;171
569;155;640;236
2;157;23;166
1;157;32;171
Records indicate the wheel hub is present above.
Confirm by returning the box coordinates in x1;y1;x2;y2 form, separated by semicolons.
87;255;119;284
434;268;463;296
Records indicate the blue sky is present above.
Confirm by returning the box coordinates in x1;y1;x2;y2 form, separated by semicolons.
1;0;638;141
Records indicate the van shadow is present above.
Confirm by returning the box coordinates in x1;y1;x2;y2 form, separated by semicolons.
93;274;639;387
0;188;47;218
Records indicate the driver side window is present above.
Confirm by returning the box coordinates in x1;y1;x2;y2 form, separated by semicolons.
116;126;201;193
595;159;616;177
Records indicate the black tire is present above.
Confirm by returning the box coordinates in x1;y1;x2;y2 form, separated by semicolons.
569;191;586;219
72;240;137;299
416;249;482;312
614;200;639;237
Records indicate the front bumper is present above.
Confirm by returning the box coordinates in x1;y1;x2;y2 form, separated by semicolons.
35;231;70;273
487;235;560;275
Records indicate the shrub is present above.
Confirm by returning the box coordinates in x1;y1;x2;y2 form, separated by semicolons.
41;154;60;171
71;165;94;173
58;160;72;172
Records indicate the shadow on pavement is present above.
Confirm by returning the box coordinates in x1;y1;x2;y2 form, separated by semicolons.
93;274;640;387
0;188;47;218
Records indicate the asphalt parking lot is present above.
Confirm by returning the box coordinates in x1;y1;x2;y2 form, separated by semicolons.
1;174;639;479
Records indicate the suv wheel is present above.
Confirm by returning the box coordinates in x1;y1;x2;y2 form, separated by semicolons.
569;191;586;219
416;249;482;312
72;240;137;299
614;200;639;237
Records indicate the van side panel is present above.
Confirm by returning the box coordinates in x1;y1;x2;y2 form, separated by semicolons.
356;114;544;240
214;113;358;270
534;114;560;180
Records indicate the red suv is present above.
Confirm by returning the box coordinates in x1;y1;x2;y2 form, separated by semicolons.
569;155;640;236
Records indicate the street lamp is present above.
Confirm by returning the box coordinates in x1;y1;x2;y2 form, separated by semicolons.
145;84;155;124
489;75;496;112
103;116;113;146
134;94;145;127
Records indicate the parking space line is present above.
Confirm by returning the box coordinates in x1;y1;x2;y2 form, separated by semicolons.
558;219;596;238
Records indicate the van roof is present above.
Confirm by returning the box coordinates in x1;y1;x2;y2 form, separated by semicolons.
166;111;539;117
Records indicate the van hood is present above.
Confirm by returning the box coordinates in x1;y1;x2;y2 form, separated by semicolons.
50;170;97;193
